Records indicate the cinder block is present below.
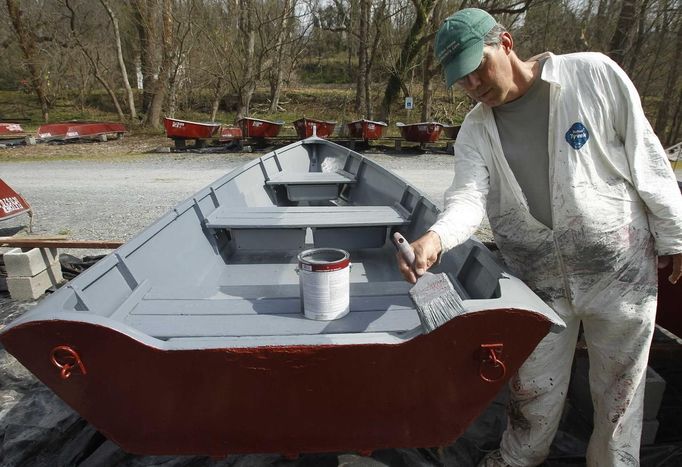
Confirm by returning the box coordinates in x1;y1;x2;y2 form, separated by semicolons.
4;247;59;277
7;261;63;300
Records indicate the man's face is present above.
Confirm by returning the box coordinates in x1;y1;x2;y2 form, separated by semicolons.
455;43;514;107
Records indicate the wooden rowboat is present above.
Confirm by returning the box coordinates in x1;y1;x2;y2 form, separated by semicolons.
37;122;127;142
442;124;461;140
396;122;444;143
0;137;564;457
163;117;220;140
347;119;388;140
237;117;284;138
0;123;26;138
0;178;31;223
218;126;243;143
293;117;337;138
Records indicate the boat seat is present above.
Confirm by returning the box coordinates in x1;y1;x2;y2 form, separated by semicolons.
265;170;356;202
122;282;420;340
204;205;408;250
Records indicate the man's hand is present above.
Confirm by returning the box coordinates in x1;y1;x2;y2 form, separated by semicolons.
396;230;443;284
658;254;682;284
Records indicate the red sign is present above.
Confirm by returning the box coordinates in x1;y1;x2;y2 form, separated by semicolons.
0;179;31;221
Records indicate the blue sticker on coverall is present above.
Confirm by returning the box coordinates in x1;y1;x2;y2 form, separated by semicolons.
565;122;589;150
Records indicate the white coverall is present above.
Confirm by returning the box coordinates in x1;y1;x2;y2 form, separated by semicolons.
430;52;682;466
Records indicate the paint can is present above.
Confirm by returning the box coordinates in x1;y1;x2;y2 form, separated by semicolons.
297;248;350;320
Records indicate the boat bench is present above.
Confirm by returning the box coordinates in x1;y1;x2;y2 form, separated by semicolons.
204;205;409;250
121;282;421;342
265;170;356;202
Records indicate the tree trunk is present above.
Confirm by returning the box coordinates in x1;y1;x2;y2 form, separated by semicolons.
269;0;293;113
6;0;50;122
145;0;173;129
132;0;159;113
100;0;137;121
608;0;638;67
354;0;369;114
655;17;682;144
236;0;256;119
379;0;436;122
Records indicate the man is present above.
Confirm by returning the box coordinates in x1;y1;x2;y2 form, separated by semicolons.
397;8;682;466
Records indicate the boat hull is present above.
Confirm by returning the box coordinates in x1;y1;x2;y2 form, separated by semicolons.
219;126;243;142
293;118;336;138
0;123;26;138
0;308;551;456
347;120;387;140
237;118;283;138
163;118;220;140
442;125;461;140
397;123;443;143
0;179;31;221
37;122;127;141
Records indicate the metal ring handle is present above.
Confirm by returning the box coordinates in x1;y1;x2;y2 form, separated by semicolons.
479;344;506;383
50;345;87;380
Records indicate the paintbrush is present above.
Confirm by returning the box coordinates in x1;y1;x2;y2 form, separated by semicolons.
393;232;464;333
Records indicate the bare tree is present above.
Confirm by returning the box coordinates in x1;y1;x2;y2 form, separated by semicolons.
100;0;137;121
6;0;50;121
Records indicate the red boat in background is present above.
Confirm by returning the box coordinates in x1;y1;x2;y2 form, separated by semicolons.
0;123;26;138
396;122;443;143
0;178;31;224
163;118;220;140
37;122;127;142
293;117;336;139
443;124;461;140
218;126;243;143
237;117;284;138
347;119;387;140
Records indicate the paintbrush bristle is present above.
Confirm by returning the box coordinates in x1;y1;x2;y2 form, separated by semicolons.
409;272;464;333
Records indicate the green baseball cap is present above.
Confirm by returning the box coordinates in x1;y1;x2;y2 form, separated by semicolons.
434;8;497;87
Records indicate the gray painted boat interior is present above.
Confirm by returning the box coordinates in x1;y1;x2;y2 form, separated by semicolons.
5;137;563;349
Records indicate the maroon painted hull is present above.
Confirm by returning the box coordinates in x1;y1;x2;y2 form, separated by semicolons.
163;118;220;140
0;123;26;137
397;122;443;143
347;119;387;140
237;118;283;138
219;126;243;142
0;178;31;222
37;122;127;141
0;309;551;456
293;118;336;139
442;125;461;139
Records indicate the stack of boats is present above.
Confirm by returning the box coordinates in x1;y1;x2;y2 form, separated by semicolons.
164;116;462;147
0;121;127;146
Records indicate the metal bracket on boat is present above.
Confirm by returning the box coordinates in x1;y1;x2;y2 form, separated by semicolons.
479;343;506;383
50;345;87;380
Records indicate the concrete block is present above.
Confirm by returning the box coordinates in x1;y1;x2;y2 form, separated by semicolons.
0;276;7;292
4;247;59;277
7;261;63;300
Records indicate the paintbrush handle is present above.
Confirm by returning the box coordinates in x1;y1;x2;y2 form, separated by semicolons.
392;232;416;266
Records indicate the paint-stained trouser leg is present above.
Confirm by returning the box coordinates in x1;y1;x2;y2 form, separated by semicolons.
499;298;579;467
582;298;656;466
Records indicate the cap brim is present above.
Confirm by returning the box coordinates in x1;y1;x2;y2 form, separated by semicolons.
443;40;484;87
